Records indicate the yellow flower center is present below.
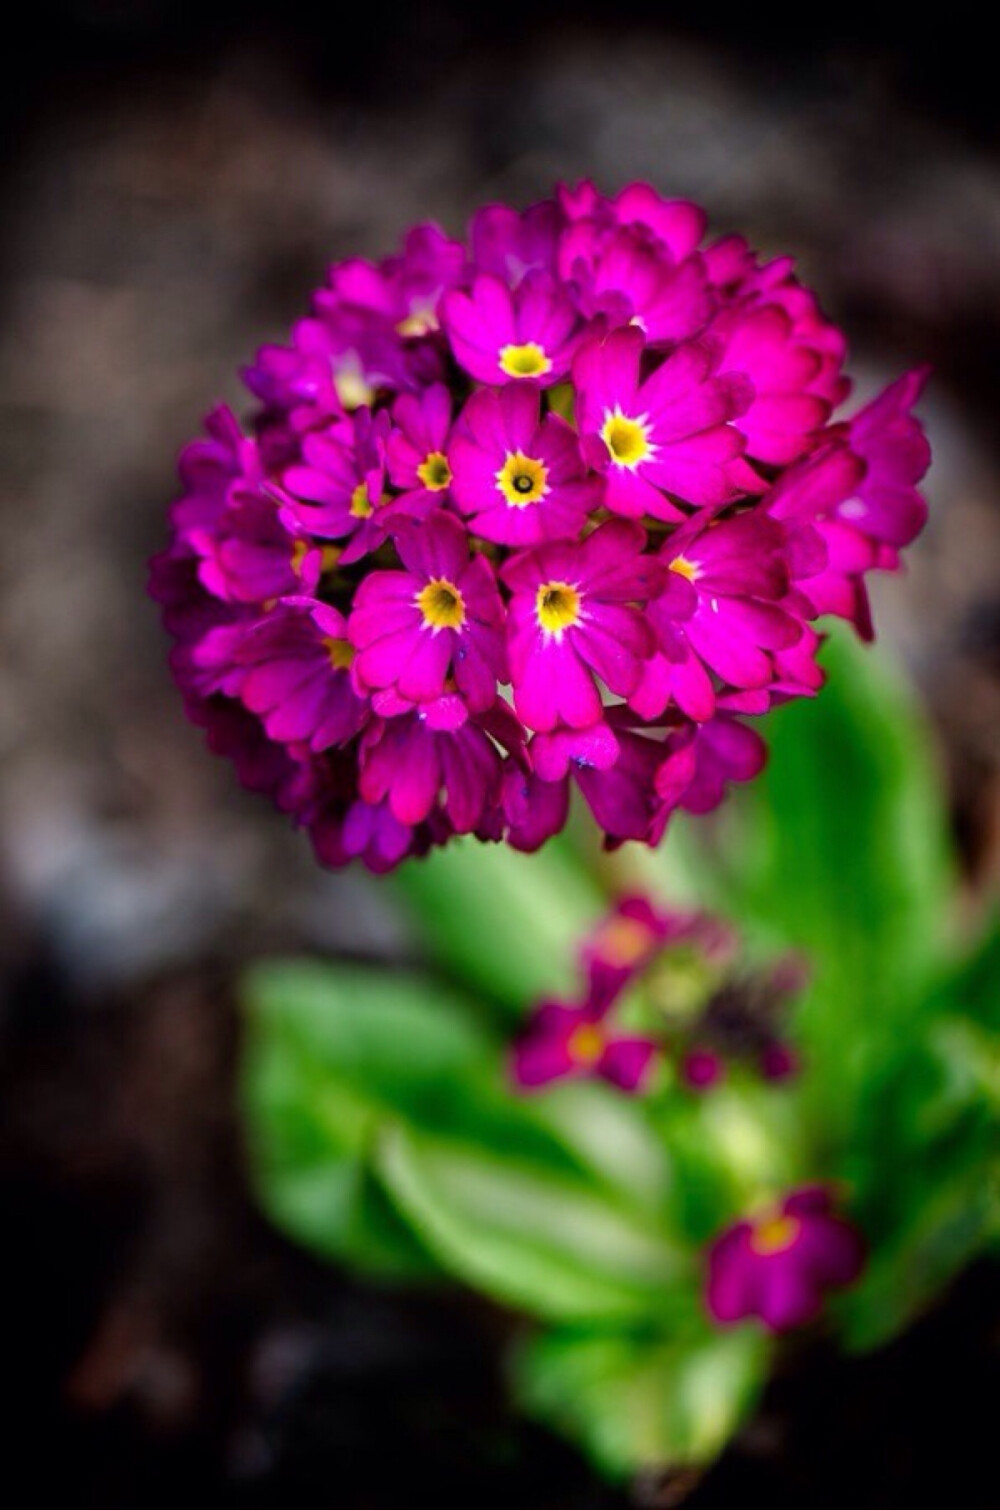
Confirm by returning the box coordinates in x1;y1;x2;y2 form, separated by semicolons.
749;1214;801;1256
498;342;553;379
324;637;355;671
397;305;438;337
417;451;452;491
417;577;466;631
669;555;699;582
592;917;654;969
536;580;582;635
567;1023;605;1066
333;362;375;411
601;407;652;469
350;483;374;519
497;451;549;508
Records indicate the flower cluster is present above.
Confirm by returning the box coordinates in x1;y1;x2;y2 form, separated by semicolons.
511;894;803;1094
706;1186;864;1332
152;185;931;870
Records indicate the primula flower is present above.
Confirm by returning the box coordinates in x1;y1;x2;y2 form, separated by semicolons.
441;271;581;386
449;383;596;546
512;996;658;1092
196;597;367;752
637;509;808;722
154;181;931;872
573;327;752;518
503;518;660;731
349;511;507;711
706;1187;865;1332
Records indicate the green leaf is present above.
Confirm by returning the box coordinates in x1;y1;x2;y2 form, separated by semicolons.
377;1120;688;1322
241;958;494;1277
512;1322;768;1479
389;834;602;1016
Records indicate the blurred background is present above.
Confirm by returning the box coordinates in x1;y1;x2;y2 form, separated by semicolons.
2;5;998;1504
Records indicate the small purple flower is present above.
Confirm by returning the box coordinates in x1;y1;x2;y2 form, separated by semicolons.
280;408;400;564
385;384;455;514
582;894;681;981
349;511;507;712
574;327;752;518
195;597;368;752
706;1187;865;1332
841;368;931;548
512;997;657;1093
558;180;707;269
566;223;715;347
502;518;660;732
470;198;563;286
635;508;809;722
441;270;583;387
449;383;596;546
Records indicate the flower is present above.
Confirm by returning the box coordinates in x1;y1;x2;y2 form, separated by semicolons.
706;1187;865;1331
573;327;752;518
449;383;596;545
441;270;581;386
348;510;507;712
512;995;658;1092
503;518;660;732
154;183;930;872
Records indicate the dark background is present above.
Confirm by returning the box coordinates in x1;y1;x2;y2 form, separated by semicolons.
2;6;999;1504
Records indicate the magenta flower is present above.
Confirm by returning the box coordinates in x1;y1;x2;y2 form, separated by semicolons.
280;408;399;564
349;510;506;712
195;598;368;754
582;894;683;982
565;223;715;347
441;270;582;387
503;519;660;732
385;384;455;514
470;198;562;286
449;384;596;545
636;509;808;722
558;180;707;269
574;328;751;519
713;303;835;467
841;368;931;547
706;1187;865;1332
512;997;657;1093
357;694;512;834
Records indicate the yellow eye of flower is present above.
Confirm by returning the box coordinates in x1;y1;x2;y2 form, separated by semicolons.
417;577;466;631
669;555;699;581
749;1214;801;1256
536;580;582;634
601;407;652;469
498;342;552;379
417;451;452;491
497;451;549;508
567;1023;604;1065
350;483;374;519
323;637;355;671
592;917;654;968
334;364;375;411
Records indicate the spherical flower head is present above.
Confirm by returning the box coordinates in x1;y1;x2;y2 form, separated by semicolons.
706;1186;865;1332
154;184;931;872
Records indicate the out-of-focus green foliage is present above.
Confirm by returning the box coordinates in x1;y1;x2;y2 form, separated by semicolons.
240;627;998;1484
